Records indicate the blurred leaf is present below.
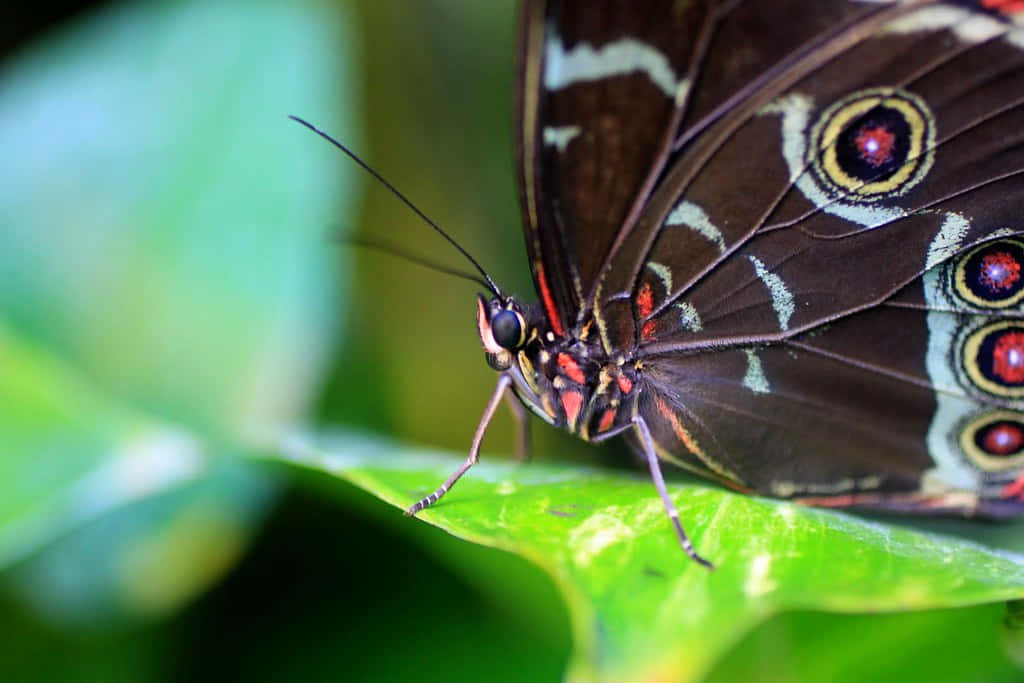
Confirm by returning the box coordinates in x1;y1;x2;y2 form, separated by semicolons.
0;322;202;569
0;321;272;625
0;0;356;625
161;481;571;683
8;460;271;627
0;0;354;439
276;432;1024;683
0;586;167;683
708;604;1022;683
1003;599;1024;671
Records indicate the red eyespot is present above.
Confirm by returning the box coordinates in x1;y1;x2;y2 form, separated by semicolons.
854;124;896;167
961;411;1024;470
955;240;1024;308
979;251;1021;293
834;104;911;183
981;422;1024;456
992;331;1024;384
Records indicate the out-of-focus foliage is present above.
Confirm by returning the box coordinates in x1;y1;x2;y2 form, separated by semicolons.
2;1;1024;682
0;0;350;652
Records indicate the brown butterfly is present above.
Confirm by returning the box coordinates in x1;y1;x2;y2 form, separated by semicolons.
397;0;1024;568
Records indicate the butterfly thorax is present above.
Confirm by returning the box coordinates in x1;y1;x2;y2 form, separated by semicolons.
476;294;639;441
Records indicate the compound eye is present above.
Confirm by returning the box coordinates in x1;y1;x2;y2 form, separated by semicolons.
491;310;525;350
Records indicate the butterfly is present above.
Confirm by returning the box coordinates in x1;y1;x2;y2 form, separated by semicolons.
395;0;1024;569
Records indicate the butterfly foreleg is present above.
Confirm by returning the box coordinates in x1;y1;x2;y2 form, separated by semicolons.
406;373;512;516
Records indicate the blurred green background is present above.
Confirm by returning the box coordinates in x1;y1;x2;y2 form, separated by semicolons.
1;2;1022;682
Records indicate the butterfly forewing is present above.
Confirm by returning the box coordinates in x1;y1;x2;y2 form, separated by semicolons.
518;0;1024;514
517;0;709;338
636;4;1024;349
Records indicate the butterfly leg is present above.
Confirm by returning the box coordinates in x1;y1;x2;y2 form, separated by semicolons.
406;373;512;516
504;389;532;462
631;415;714;570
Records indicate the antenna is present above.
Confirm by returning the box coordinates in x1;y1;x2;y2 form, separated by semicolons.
337;233;496;291
290;115;501;297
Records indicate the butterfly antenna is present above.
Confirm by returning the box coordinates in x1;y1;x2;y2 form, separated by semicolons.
336;233;496;291
290;115;501;297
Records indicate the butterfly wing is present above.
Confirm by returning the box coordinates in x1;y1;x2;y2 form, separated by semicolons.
515;0;710;336
596;1;1024;511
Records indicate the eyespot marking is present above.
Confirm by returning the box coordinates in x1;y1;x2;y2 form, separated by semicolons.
952;238;1024;309
960;410;1024;471
961;320;1024;398
810;88;935;202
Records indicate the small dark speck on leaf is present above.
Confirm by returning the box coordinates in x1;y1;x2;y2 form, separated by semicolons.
547;504;579;518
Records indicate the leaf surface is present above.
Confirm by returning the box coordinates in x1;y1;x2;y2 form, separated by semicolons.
279;433;1024;682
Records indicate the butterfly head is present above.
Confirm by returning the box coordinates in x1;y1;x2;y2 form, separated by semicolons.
476;295;531;371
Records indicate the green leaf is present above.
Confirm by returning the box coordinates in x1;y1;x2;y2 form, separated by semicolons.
0;321;273;625
0;0;356;624
0;322;196;569
277;433;1024;683
0;0;354;438
707;604;1024;683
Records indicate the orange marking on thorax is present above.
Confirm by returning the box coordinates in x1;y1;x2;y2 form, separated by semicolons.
536;261;565;336
616;375;633;395
597;407;617;433
557;352;586;384
560;389;583;429
654;395;704;458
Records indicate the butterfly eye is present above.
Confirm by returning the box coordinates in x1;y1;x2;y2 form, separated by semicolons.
491;310;525;350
